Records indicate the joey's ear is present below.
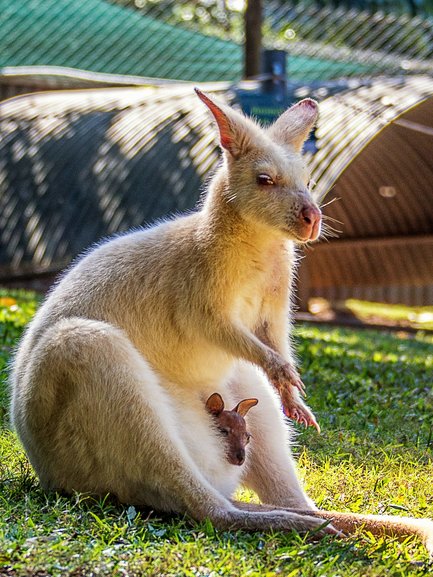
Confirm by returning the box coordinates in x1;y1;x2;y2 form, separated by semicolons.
195;88;255;158
268;98;319;152
205;392;225;416
234;398;258;417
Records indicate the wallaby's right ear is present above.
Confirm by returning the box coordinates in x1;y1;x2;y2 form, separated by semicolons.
195;88;255;159
205;392;225;416
268;98;319;152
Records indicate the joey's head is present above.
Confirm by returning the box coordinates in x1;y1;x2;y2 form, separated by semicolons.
196;88;321;243
205;392;258;466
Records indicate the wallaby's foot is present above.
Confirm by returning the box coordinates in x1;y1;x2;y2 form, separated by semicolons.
281;388;321;433
232;502;343;537
214;507;338;536
264;350;306;396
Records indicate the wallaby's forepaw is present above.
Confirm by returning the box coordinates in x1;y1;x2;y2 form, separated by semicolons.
264;351;306;397
281;390;321;433
263;351;319;431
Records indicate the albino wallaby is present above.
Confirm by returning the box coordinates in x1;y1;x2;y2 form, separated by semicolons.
10;89;433;551
205;392;257;466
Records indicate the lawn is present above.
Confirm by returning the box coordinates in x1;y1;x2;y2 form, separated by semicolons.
1;289;432;577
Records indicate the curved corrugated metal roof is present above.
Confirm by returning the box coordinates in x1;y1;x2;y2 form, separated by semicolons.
303;76;433;305
0;85;226;276
310;75;433;204
0;78;432;305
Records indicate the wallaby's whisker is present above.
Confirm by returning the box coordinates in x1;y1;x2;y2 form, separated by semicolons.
321;214;344;226
320;196;341;209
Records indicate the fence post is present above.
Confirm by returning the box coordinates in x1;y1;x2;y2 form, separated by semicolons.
244;0;262;78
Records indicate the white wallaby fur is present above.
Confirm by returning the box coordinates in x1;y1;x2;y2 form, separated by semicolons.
10;90;433;550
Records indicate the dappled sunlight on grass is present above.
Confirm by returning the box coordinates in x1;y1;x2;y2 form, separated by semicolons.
294;325;433;466
346;300;433;331
309;298;433;331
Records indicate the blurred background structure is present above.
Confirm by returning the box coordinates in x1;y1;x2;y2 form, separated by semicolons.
0;0;432;318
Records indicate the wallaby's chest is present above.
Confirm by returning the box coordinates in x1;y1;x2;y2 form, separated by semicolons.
234;244;289;329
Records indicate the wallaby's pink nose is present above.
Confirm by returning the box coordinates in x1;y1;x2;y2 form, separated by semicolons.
299;204;322;241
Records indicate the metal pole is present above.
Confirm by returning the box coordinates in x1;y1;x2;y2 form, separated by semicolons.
244;0;263;79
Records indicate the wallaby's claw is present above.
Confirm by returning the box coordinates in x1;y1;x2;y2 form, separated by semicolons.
311;417;321;434
283;398;321;433
292;376;307;397
314;523;344;538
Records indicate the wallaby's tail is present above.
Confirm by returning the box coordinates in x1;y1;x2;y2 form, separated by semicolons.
291;509;433;557
310;510;433;556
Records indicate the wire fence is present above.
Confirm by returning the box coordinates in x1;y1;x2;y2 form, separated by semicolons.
1;0;432;91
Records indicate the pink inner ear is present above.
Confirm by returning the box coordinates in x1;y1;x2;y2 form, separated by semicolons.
195;88;234;151
218;123;234;151
268;97;318;152
296;99;319;127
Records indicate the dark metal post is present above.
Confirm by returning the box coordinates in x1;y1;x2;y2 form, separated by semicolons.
261;49;287;101
244;0;262;79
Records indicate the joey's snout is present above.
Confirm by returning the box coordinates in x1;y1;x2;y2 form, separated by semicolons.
229;449;245;466
297;203;322;241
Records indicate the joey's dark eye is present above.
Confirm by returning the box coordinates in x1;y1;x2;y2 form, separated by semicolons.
256;173;275;186
218;427;229;436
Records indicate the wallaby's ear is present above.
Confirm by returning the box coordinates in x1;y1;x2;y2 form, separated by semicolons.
234;398;258;417
268;98;318;152
195;88;255;158
205;392;225;416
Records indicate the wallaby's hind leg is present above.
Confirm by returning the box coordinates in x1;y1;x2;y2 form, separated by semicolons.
13;318;329;534
14;318;232;515
230;363;315;509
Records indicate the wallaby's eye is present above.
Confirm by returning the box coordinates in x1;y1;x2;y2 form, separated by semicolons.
246;432;252;443
218;427;229;436
256;174;275;186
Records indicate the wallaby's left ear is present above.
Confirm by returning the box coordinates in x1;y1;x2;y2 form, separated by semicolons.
268;98;319;152
234;398;258;417
205;392;225;416
195;88;257;159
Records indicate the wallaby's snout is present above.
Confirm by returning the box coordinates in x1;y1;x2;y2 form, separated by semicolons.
298;202;322;241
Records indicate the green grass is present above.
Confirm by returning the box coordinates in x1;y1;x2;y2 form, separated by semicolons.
1;290;433;576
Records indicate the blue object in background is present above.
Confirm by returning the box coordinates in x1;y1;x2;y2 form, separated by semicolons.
233;49;318;153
